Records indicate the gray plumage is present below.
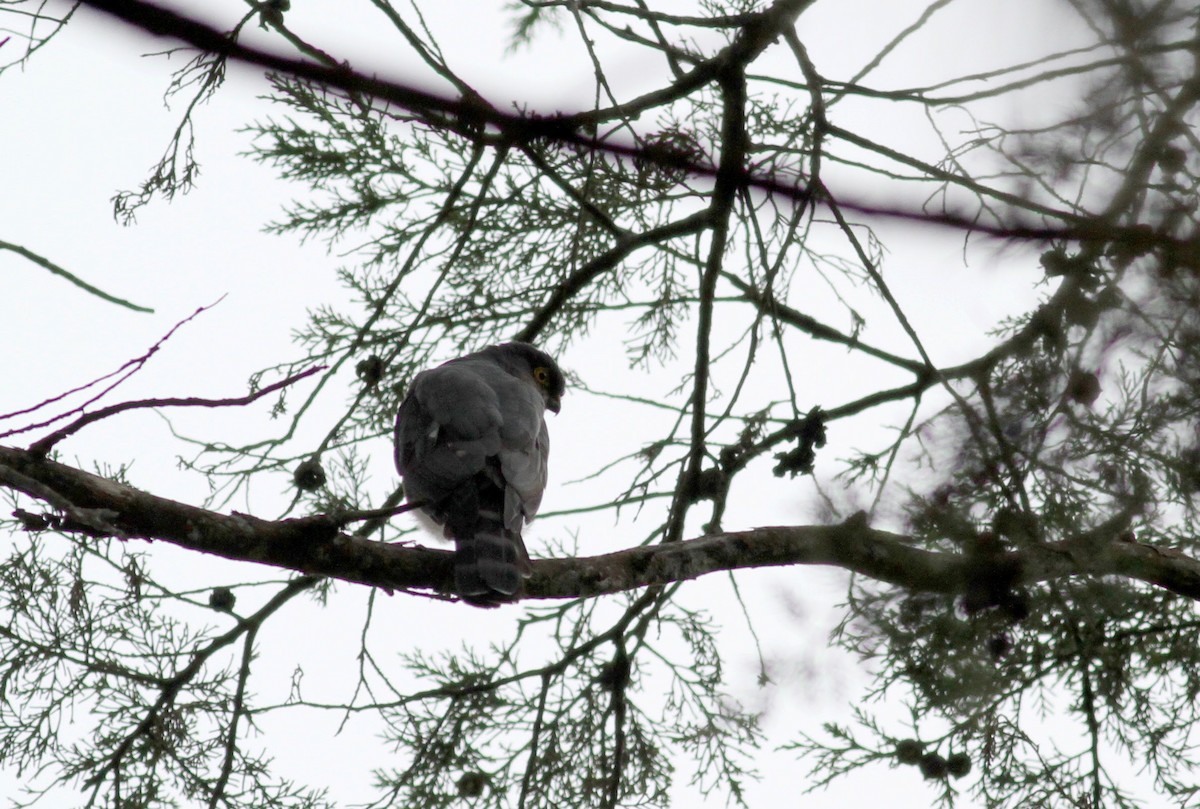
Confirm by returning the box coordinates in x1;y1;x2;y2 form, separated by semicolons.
394;342;565;606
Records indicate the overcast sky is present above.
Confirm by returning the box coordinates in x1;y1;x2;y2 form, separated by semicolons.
0;1;1110;806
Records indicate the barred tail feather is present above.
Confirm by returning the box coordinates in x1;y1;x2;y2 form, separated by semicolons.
453;520;530;607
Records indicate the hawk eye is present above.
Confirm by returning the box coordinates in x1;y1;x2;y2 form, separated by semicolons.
533;366;550;385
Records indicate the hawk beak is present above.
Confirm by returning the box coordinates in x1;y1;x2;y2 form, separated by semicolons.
547;395;561;414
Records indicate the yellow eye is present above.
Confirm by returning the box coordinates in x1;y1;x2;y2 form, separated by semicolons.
533;366;550;385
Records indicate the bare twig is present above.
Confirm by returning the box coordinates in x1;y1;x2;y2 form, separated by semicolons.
0;239;154;312
0;299;221;431
28;365;325;456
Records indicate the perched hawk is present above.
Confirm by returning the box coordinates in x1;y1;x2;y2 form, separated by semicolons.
394;343;565;606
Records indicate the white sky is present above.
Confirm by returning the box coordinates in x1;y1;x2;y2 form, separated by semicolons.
0;1;1126;806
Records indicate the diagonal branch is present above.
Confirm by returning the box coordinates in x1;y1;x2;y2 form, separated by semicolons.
515;210;711;343
0;239;154;312
70;0;1188;251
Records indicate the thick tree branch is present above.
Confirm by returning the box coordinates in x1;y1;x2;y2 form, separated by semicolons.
3;445;1198;604
71;0;1198;253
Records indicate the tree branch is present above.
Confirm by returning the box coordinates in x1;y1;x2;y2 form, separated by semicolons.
27;366;325;455
3;445;1198;604
70;0;1195;252
0;239;154;312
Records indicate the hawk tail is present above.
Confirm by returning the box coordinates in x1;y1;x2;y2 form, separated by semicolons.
453;518;531;607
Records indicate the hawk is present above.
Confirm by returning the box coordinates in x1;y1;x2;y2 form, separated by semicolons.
394;342;565;606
